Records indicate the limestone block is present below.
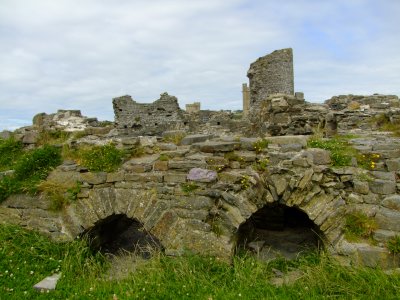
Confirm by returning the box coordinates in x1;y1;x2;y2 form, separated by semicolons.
81;172;107;185
382;195;400;211
386;158;400;171
181;134;213;145
369;180;396;195
139;136;157;147
376;207;400;231
158;143;177;151
153;161;168;171
271;174;288;196
353;180;369;195
168;160;207;171
267;135;308;147
370;171;396;181
22;131;38;144
239;137;259;150
164;173;187;183
106;171;125;182
373;229;400;243
356;245;399;268
193;141;240;153
187;168;217;183
33;273;62;291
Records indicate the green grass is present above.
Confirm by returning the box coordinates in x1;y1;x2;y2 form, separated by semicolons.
387;236;400;254
344;211;378;241
77;144;124;172
0;145;62;202
307;136;357;167
0;138;24;171
1;223;399;299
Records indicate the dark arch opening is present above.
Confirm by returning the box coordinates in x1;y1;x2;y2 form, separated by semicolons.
237;203;323;260
81;214;163;258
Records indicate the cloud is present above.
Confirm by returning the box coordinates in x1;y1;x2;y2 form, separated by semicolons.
0;0;399;130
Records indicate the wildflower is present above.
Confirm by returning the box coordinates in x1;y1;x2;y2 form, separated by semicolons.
30;271;34;275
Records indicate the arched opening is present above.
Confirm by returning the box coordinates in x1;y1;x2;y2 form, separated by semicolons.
81;214;163;258
237;203;323;260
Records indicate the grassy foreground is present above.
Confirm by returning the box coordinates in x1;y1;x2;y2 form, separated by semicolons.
0;224;399;299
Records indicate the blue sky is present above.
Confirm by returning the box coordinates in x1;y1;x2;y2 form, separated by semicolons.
0;0;399;130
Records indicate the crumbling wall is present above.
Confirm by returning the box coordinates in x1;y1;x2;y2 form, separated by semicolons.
32;110;99;132
249;93;326;136
113;93;186;135
247;48;294;106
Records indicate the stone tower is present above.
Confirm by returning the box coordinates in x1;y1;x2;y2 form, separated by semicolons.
247;48;294;106
242;83;250;117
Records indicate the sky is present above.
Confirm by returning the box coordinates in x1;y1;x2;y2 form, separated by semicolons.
0;0;399;130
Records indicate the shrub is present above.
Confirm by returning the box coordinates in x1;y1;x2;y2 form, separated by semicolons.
0;138;23;171
253;157;269;172
14;145;62;181
162;132;186;145
344;212;377;241
79;144;124;172
387;235;400;254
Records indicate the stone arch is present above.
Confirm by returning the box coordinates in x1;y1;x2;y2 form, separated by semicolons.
62;187;172;255
81;213;163;256
236;202;324;259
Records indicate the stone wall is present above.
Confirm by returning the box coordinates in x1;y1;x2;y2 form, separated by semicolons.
247;48;294;106
113;93;186;135
186;102;201;114
2;133;399;267
249;93;327;136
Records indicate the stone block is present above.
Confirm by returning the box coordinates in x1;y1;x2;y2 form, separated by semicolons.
81;172;107;185
369;180;396;195
305;148;331;165
376;207;400;231
267;135;308;147
181;134;213;145
373;229;400;243
22;131;38;144
353;180;369;195
369;171;396;181
158;143;177;151
168;160;206;171
106;172;125;182
193;141;240;153
153;161;168;171
164;173;187;183
356;245;399;268
386;158;400;171
125;173;163;182
187;168;217;183
33;273;62;291
139;136;157;147
382;195;400;211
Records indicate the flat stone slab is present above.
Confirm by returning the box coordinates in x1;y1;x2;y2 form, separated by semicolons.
187;168;217;183
181;134;213;145
267;135;309;147
33;273;62;291
192;141;240;153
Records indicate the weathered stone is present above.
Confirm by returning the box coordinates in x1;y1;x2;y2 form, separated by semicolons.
125;173;163;182
386;158;400;171
106;172;125;182
373;229;400;243
81;172;107;185
153;160;169;171
181;134;213;145
168;160;207;171
356;245;399;268
270;174;288;196
22;131;38;144
193;141;240;153
382;195;400;211
123;154;160;172
187;168;218;183
353;180;369;194
376;207;400;231
33;273;62;291
158;143;177;151
267;135;308;147
369;171;396;181
369;180;396;195
164;173;187;183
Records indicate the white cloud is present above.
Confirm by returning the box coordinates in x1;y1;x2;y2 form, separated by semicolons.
0;0;399;130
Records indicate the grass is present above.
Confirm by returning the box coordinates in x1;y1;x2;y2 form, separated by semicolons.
0;138;24;172
369;113;400;137
344;211;378;242
307;136;357;167
387;236;400;254
252;138;269;154
181;182;199;194
1;223;400;299
37;180;81;211
0;145;62;202
75;144;125;172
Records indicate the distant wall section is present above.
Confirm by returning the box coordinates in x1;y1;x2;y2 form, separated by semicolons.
247;48;294;106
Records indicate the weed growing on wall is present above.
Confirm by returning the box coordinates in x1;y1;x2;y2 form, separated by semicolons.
79;144;124;172
181;182;199;194
38;180;81;211
0;145;62;202
252;138;269;154
36;130;71;146
0;137;23;171
387;235;400;254
344;211;377;241
307;137;356;167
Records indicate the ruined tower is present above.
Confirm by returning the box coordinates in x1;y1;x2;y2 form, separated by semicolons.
247;48;294;106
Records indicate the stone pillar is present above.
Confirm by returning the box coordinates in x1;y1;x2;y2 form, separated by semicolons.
247;48;294;107
242;83;250;117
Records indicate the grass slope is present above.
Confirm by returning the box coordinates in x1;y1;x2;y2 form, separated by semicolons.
1;224;399;299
